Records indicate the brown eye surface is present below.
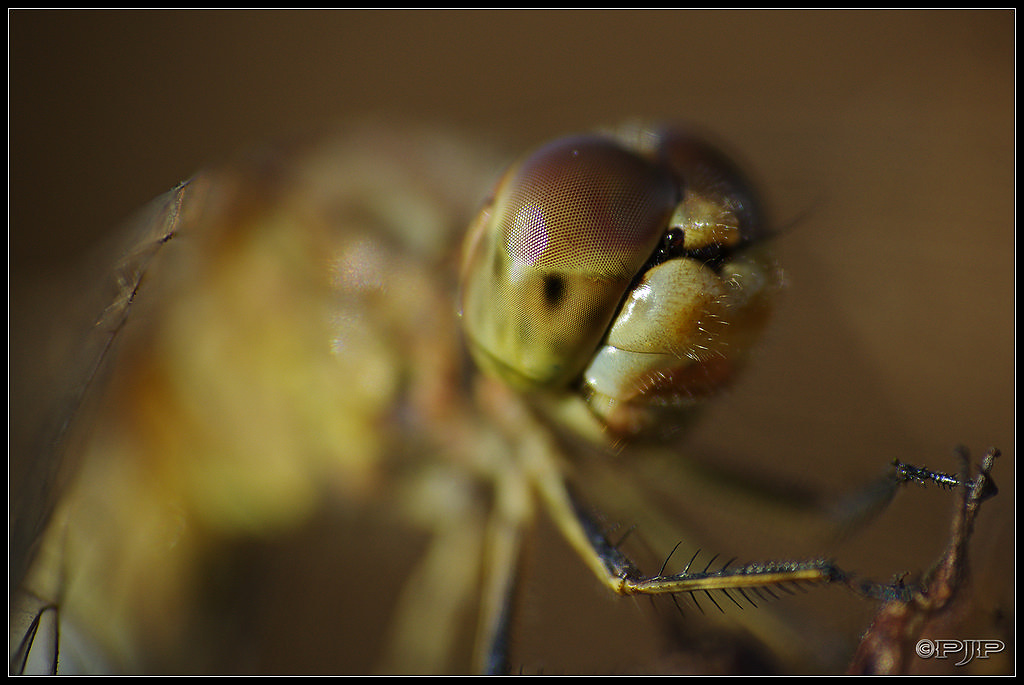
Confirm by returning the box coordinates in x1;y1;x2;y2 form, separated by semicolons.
459;134;677;389
655;129;766;249
500;135;677;278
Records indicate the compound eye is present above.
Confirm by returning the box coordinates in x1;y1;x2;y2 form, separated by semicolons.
657;130;767;249
460;134;677;389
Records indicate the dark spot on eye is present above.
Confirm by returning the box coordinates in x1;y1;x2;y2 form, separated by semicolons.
542;274;566;308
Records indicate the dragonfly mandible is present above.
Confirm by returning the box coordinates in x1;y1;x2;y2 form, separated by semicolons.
8;122;992;675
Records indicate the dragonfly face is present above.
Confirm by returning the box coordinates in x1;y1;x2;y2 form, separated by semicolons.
461;125;779;440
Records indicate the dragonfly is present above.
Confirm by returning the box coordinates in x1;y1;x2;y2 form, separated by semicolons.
8;122;999;674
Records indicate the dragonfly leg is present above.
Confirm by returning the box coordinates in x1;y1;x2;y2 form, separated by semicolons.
519;427;848;601
472;451;535;675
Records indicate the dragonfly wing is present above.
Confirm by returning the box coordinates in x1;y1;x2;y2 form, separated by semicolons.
10;125;510;673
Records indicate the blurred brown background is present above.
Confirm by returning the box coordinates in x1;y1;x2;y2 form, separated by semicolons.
9;10;1014;673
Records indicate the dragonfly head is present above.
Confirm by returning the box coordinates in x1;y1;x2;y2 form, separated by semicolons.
459;124;780;441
